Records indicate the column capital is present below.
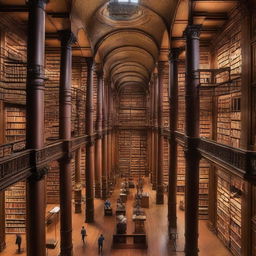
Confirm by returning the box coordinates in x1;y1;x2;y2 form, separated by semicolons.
86;57;94;70
28;166;49;182
95;63;104;78
183;24;202;40
27;0;49;9
168;48;182;63
59;30;76;48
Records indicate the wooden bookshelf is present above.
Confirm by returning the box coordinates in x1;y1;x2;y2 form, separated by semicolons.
5;105;25;143
177;68;185;133
46;161;60;204
5;182;26;234
216;169;242;255
217;95;231;145
118;85;147;127
44;53;60;141
163;138;169;185
199;160;209;219
177;145;185;194
118;130;146;178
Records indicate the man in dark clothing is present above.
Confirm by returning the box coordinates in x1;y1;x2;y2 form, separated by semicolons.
81;226;87;243
98;234;105;254
15;234;22;253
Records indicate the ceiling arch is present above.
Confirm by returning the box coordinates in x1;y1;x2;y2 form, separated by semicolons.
71;0;179;90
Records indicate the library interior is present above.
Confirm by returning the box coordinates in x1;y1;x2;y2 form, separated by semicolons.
0;0;255;255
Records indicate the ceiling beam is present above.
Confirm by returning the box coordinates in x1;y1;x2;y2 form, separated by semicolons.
0;5;69;18
193;11;228;20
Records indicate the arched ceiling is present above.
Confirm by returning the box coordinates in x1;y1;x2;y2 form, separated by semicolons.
71;0;179;91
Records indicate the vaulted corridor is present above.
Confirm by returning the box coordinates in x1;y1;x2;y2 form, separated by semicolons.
0;0;255;256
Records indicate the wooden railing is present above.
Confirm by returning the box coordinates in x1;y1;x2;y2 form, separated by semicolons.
0;139;26;158
0;129;109;190
0;127;256;190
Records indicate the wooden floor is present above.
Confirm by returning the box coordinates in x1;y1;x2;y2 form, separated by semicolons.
1;178;232;256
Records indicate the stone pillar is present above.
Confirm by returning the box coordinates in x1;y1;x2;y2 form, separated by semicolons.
156;62;165;204
95;68;103;198
183;24;201;256
26;1;48;255
152;73;158;190
168;48;181;232
102;80;108;199
85;58;95;223
58;29;75;256
74;148;82;213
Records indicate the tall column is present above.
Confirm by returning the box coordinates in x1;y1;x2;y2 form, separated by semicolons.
102;80;108;199
0;191;5;252
85;58;95;223
108;87;113;185
168;48;181;232
26;1;48;255
150;81;154;184
58;30;75;256
156;62;165;204
95;68;103;198
240;5;254;255
74;148;82;213
146;91;151;177
184;24;201;256
152;73;159;190
0;95;5;251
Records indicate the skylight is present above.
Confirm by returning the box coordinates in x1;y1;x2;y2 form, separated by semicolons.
108;0;140;19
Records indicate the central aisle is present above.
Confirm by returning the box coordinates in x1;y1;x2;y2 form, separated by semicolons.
1;178;232;256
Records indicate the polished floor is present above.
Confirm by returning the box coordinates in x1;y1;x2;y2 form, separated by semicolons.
1;178;232;256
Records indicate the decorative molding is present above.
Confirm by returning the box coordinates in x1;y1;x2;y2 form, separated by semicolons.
27;64;45;80
168;48;182;63
28;165;48;182
59;30;77;48
85;57;94;69
27;0;49;10
183;24;202;40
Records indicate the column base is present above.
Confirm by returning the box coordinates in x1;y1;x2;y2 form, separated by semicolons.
0;242;6;252
184;247;199;256
207;221;217;233
59;245;73;256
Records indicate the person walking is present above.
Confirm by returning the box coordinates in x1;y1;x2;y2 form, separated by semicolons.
81;226;87;243
98;234;105;254
15;234;22;253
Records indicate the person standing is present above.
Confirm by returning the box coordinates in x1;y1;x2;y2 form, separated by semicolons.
15;234;22;253
81;226;87;243
98;234;105;254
